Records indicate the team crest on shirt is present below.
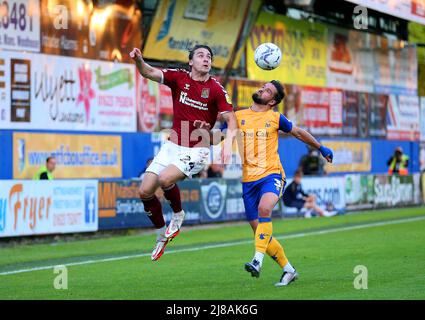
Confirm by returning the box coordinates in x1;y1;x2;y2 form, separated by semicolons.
184;84;190;90
241;119;245;125
201;88;210;98
265;122;271;128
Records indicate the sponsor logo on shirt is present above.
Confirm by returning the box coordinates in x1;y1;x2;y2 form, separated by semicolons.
179;91;208;111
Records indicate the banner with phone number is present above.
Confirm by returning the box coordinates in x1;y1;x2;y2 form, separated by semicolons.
0;179;98;238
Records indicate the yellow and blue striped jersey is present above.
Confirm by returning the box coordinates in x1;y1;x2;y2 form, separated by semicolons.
235;108;293;183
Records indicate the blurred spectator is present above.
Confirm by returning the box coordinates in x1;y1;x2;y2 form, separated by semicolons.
207;163;224;178
282;170;337;218
298;145;326;176
33;156;56;180
139;157;154;180
420;145;425;172
387;147;409;175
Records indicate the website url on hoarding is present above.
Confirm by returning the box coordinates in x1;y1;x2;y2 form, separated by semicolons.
27;146;119;167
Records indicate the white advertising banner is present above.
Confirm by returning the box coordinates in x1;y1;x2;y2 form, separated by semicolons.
386;95;420;140
0;180;98;237
285;176;346;211
0;0;41;52
0;51;136;132
327;27;374;93
346;0;425;25
420;97;425;141
373;45;418;96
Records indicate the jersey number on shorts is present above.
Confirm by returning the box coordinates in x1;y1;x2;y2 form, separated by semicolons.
188;162;195;171
274;178;283;192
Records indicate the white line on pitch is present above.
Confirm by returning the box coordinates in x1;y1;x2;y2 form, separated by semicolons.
1;215;424;276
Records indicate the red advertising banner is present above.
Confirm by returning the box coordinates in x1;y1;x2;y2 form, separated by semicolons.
285;86;343;136
136;74;173;132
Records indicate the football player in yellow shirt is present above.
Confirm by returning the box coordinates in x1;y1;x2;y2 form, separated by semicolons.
195;80;333;286
236;80;333;286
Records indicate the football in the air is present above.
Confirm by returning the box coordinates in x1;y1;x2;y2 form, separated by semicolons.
254;43;282;70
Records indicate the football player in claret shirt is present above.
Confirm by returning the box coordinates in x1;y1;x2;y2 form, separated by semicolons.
195;80;334;286
130;45;237;261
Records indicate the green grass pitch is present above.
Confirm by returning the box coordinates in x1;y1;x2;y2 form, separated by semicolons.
0;207;424;300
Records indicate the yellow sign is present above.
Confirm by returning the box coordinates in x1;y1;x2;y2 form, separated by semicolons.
322;140;371;173
13;133;122;179
408;22;425;63
143;0;249;69
247;12;327;86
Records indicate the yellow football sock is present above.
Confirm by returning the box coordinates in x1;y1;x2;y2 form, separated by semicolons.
255;219;272;253
266;236;289;268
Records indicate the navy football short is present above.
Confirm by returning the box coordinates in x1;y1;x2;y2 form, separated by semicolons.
242;173;286;221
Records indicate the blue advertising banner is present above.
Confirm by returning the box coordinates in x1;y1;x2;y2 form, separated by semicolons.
98;180;152;230
98;179;201;230
200;178;280;223
200;179;228;223
162;179;201;226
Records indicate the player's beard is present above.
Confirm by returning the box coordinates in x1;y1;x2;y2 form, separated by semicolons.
252;92;267;105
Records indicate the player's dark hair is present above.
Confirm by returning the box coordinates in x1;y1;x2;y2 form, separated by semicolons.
270;80;285;106
188;45;214;61
294;169;303;177
46;156;55;164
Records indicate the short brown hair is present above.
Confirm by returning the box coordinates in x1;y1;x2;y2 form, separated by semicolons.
270;80;285;106
189;45;214;60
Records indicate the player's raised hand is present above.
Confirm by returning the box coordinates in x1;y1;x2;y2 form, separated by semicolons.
319;145;333;163
130;48;143;62
193;120;211;130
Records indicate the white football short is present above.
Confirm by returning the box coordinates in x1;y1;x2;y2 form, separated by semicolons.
146;141;210;178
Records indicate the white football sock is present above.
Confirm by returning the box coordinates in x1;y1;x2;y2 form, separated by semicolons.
253;252;265;266
283;261;295;273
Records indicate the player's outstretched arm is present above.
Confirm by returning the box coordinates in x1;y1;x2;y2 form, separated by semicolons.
221;112;238;164
130;48;163;83
289;126;333;163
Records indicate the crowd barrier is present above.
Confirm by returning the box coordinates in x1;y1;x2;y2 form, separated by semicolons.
0;174;422;237
0;130;420;180
97;178;282;230
96;174;423;231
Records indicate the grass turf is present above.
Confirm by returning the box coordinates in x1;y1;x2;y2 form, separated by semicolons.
0;207;424;299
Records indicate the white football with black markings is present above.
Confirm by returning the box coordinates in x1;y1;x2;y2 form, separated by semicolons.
254;43;282;70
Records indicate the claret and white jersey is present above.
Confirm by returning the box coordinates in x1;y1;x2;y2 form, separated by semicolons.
146;69;233;177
